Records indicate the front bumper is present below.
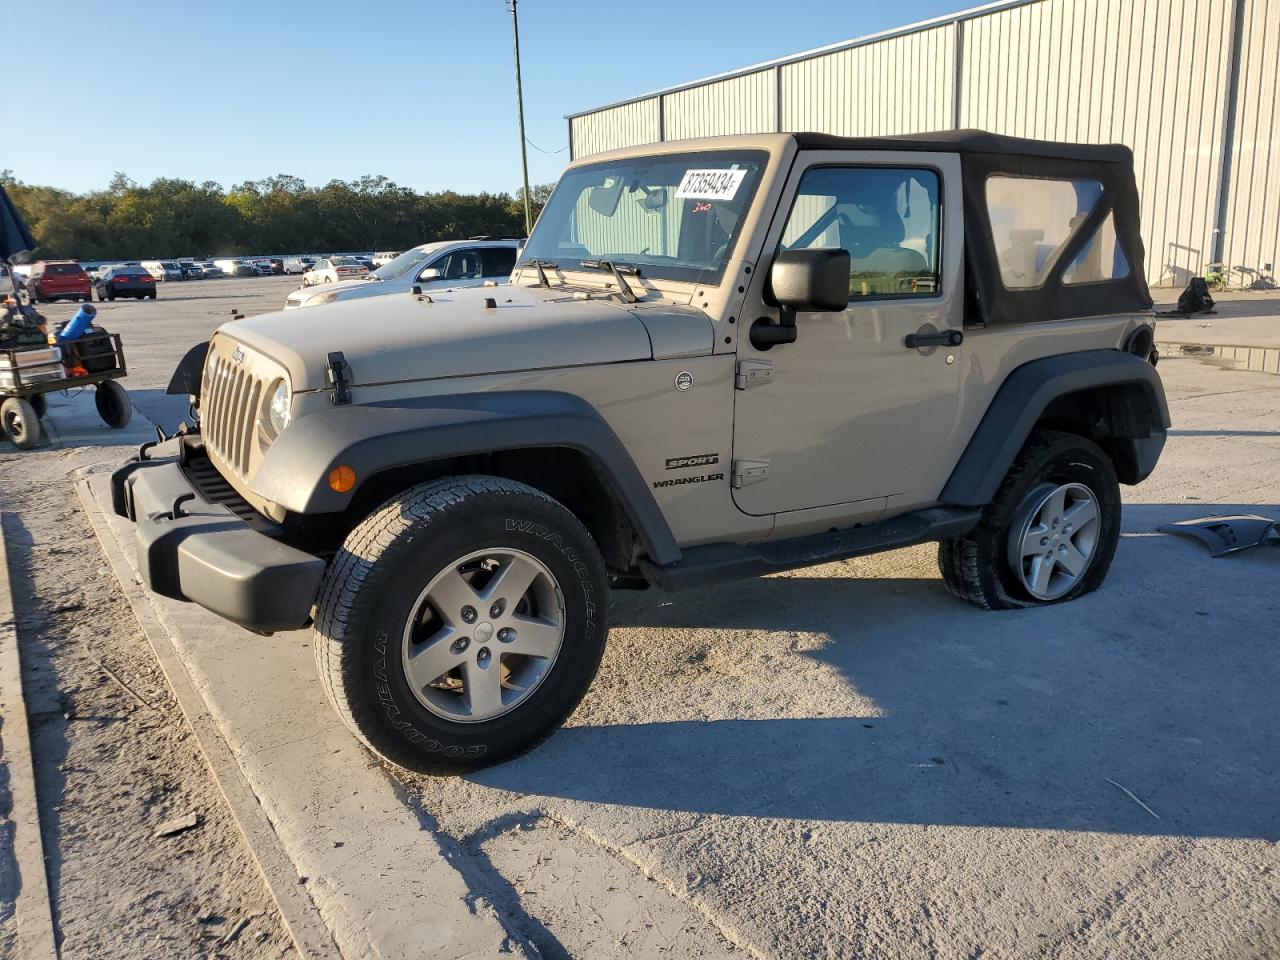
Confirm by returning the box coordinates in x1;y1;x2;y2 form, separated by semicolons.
111;436;325;633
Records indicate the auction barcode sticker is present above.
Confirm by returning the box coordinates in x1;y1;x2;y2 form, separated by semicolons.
675;168;747;201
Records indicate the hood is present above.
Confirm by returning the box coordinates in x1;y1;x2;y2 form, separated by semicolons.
221;284;657;390
287;276;386;307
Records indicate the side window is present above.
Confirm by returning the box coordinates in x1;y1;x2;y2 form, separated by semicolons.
442;249;483;280
481;247;517;277
985;176;1104;288
1063;212;1130;285
780;166;941;299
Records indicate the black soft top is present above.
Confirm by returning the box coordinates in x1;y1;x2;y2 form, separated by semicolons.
793;129;1152;325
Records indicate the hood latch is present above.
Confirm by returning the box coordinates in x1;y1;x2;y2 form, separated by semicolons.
327;351;352;405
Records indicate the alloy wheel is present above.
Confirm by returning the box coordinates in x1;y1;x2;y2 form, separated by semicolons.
1006;481;1101;601
401;547;565;723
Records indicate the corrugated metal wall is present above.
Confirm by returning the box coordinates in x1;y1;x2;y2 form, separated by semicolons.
664;70;776;140
781;25;956;136
569;0;1274;286
570;98;661;159
960;0;1236;286
1220;0;1280;283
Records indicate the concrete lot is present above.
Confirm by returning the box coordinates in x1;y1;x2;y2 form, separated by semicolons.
15;276;1280;958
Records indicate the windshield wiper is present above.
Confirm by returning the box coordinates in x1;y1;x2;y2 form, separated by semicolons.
519;258;558;288
579;259;641;303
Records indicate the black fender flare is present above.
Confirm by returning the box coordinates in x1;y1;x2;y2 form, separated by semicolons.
250;390;682;565
941;349;1170;507
167;340;209;396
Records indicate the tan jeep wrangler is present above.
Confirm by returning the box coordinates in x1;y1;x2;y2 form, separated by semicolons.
112;131;1168;770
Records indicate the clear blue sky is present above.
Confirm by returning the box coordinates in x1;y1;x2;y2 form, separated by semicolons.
13;0;968;196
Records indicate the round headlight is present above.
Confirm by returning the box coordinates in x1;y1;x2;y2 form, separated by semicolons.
308;291;340;306
268;381;291;436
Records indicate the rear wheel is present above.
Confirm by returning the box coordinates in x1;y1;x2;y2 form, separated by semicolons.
94;380;132;428
1;398;43;449
147;291;157;300
938;430;1121;609
314;475;609;771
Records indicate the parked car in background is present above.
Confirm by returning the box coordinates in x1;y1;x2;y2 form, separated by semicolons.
94;265;157;300
144;260;184;281
252;260;275;276
198;262;225;279
266;257;285;275
300;257;369;286
27;260;93;303
283;256;315;274
180;261;205;280
285;239;519;308
372;251;402;267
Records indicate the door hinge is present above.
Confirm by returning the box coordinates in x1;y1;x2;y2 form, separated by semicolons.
735;359;774;390
731;458;769;488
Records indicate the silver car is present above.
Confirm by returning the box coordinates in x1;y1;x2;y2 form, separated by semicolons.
284;239;520;309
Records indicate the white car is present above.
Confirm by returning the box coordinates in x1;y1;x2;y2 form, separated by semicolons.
285;240;520;309
283;256;315;274
301;257;370;287
372;250;402;267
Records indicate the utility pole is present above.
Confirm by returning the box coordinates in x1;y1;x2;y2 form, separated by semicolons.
507;0;533;234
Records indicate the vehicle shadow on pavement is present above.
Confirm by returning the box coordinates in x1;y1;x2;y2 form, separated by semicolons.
474;504;1279;841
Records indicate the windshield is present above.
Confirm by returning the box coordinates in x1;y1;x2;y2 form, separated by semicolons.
521;150;766;284
372;245;439;280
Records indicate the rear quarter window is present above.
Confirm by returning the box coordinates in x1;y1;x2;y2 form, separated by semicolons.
985;176;1104;289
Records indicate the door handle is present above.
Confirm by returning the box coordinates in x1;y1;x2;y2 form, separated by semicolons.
904;329;963;349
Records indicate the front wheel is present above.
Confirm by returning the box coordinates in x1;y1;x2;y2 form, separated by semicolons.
314;476;609;771
938;430;1121;609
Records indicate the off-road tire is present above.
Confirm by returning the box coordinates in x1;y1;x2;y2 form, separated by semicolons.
1;397;43;449
938;430;1121;609
314;475;609;772
95;380;132;428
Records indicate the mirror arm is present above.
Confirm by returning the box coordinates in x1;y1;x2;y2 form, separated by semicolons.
749;306;798;350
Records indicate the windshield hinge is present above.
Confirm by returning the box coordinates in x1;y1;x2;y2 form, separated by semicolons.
326;351;352;405
735;359;774;390
731;459;769;489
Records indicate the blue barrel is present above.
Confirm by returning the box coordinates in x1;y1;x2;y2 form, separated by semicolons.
57;304;96;342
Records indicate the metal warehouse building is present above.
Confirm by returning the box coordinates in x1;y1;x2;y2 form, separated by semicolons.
566;0;1280;287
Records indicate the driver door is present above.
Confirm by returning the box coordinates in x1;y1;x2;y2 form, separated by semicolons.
731;152;965;518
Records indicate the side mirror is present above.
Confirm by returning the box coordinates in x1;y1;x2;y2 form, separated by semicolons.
418;267;443;281
752;248;850;349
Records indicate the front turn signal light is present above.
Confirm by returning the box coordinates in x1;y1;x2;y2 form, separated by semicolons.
328;465;356;493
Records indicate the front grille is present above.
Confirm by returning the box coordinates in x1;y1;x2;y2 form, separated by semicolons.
184;448;277;532
201;349;265;478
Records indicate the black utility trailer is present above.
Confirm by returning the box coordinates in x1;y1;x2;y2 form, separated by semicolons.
0;331;132;449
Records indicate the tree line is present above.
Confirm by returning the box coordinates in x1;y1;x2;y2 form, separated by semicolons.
1;170;555;262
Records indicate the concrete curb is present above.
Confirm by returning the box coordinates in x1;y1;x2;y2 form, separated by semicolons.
76;473;528;960
73;480;343;960
0;514;59;960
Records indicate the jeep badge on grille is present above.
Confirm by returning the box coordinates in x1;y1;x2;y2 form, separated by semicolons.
231;346;245;364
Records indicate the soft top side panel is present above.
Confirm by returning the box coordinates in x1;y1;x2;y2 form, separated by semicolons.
959;151;1152;326
793;129;1152;325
